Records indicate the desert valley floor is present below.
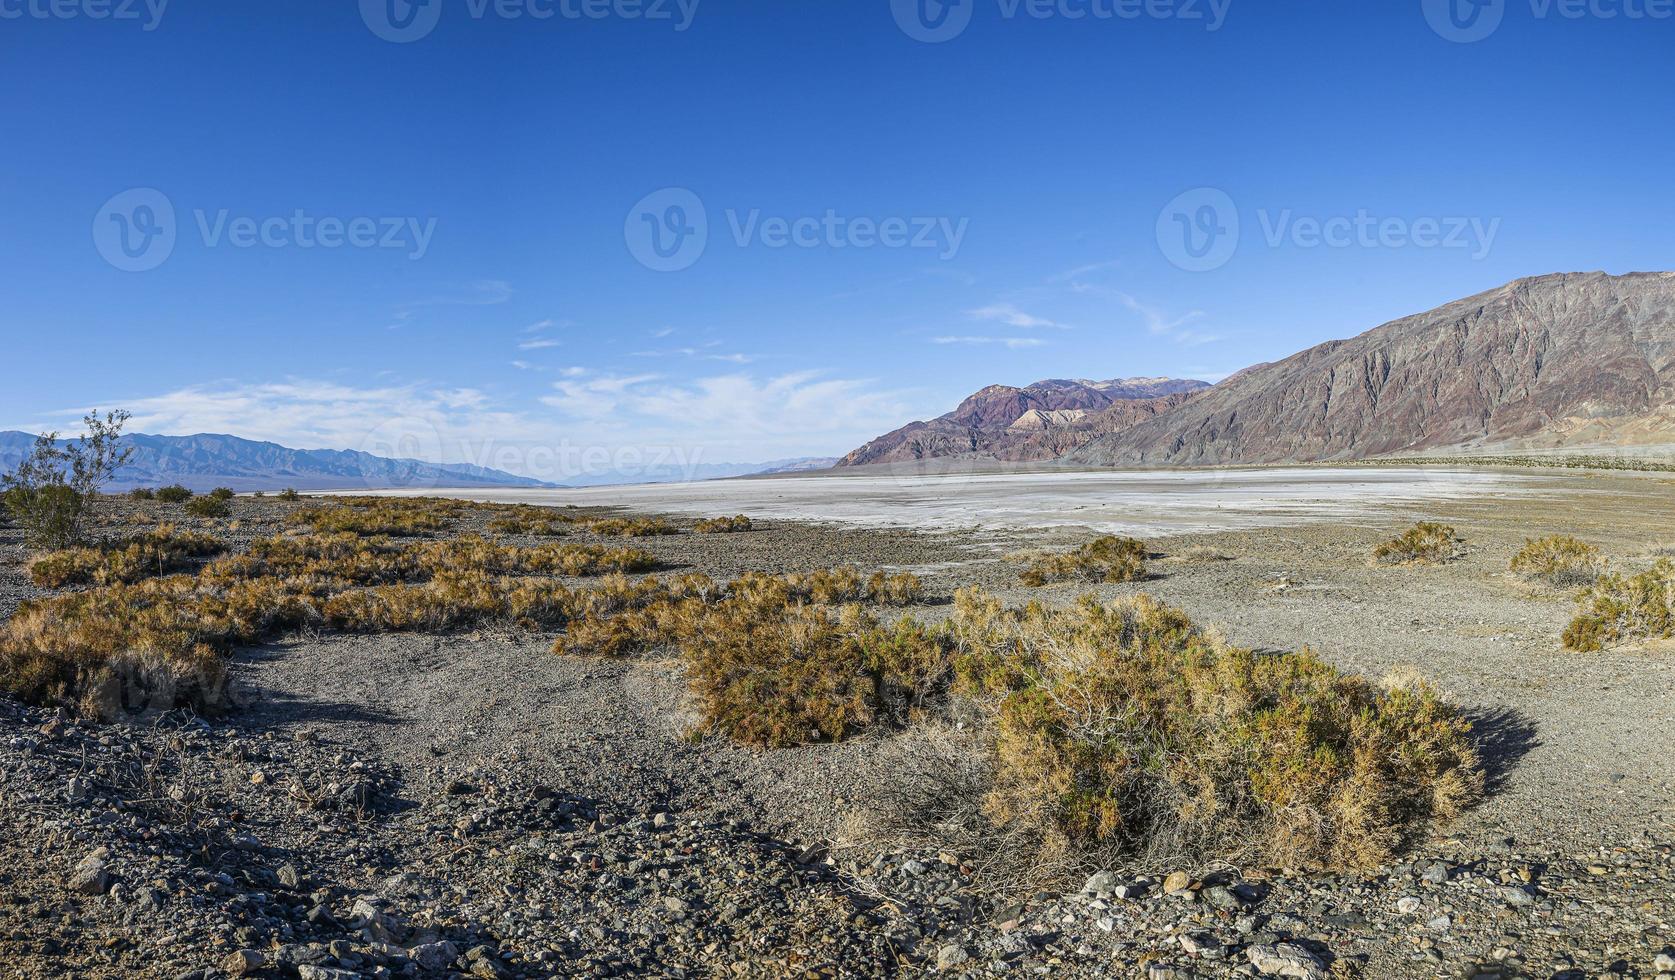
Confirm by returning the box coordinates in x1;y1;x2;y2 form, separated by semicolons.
1;466;1672;979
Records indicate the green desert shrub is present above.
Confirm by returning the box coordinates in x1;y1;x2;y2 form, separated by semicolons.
1020;536;1148;587
693;515;753;534
155;485;194;503
1;411;132;550
128;487;156;501
1510;535;1604;587
1562;559;1675;652
1373;522;1465;566
207;487;235;501
185;495;231;519
277;488;300;502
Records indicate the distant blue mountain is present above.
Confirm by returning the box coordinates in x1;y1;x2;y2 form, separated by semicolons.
0;431;549;493
0;431;838;492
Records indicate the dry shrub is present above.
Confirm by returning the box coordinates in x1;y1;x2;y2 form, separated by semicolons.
949;590;1482;871
867;571;926;607
585;516;678;538
1020;536;1148;587
288;498;462;537
681;599;949;748
485;504;576;537
1562;559;1675;652
28;526;223;588
693;515;753;534
0;578;240;719
1172;544;1229;562
1510;535;1604;587
786;566;866;604
1373;522;1465;566
2;519;658;718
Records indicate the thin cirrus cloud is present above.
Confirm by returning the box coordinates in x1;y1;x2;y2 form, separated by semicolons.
931;336;1047;350
80;371;921;476
967;303;1068;329
539;369;918;458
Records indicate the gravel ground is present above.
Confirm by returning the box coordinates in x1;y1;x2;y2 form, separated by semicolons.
2;477;1674;978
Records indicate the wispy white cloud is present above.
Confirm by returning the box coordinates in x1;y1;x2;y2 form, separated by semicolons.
539;370;917;459
931;336;1047;350
1047;258;1122;283
631;345;756;364
968;303;1067;329
88;369;920;480
518;338;561;351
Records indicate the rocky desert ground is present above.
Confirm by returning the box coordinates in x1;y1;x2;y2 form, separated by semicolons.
2;468;1673;980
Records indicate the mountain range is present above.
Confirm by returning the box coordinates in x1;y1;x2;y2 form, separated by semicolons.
0;431;836;492
841;271;1675;468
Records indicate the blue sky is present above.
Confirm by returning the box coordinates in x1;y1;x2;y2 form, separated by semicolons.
2;0;1671;478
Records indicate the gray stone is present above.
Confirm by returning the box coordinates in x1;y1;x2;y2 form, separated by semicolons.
67;853;108;896
1246;943;1328;980
1081;871;1120;895
936;944;972;971
409;940;460;972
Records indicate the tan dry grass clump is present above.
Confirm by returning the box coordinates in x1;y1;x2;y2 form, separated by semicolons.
1;522;660;719
1509;535;1604;588
1562;559;1675;652
1373;522;1465;566
693;515;753;534
1019;536;1148;587
585;516;678;538
28;526;223;588
287;497;467;537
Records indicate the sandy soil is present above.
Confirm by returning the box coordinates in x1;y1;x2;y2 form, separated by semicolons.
325;469;1675;854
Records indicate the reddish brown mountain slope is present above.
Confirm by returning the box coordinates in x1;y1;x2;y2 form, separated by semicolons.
1069;271;1675;465
838;378;1209;466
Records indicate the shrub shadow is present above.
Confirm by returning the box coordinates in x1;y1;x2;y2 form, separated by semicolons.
1461;705;1541;796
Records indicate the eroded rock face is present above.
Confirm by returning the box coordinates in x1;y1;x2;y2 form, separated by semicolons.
1071;271;1675;465
839;378;1210;466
